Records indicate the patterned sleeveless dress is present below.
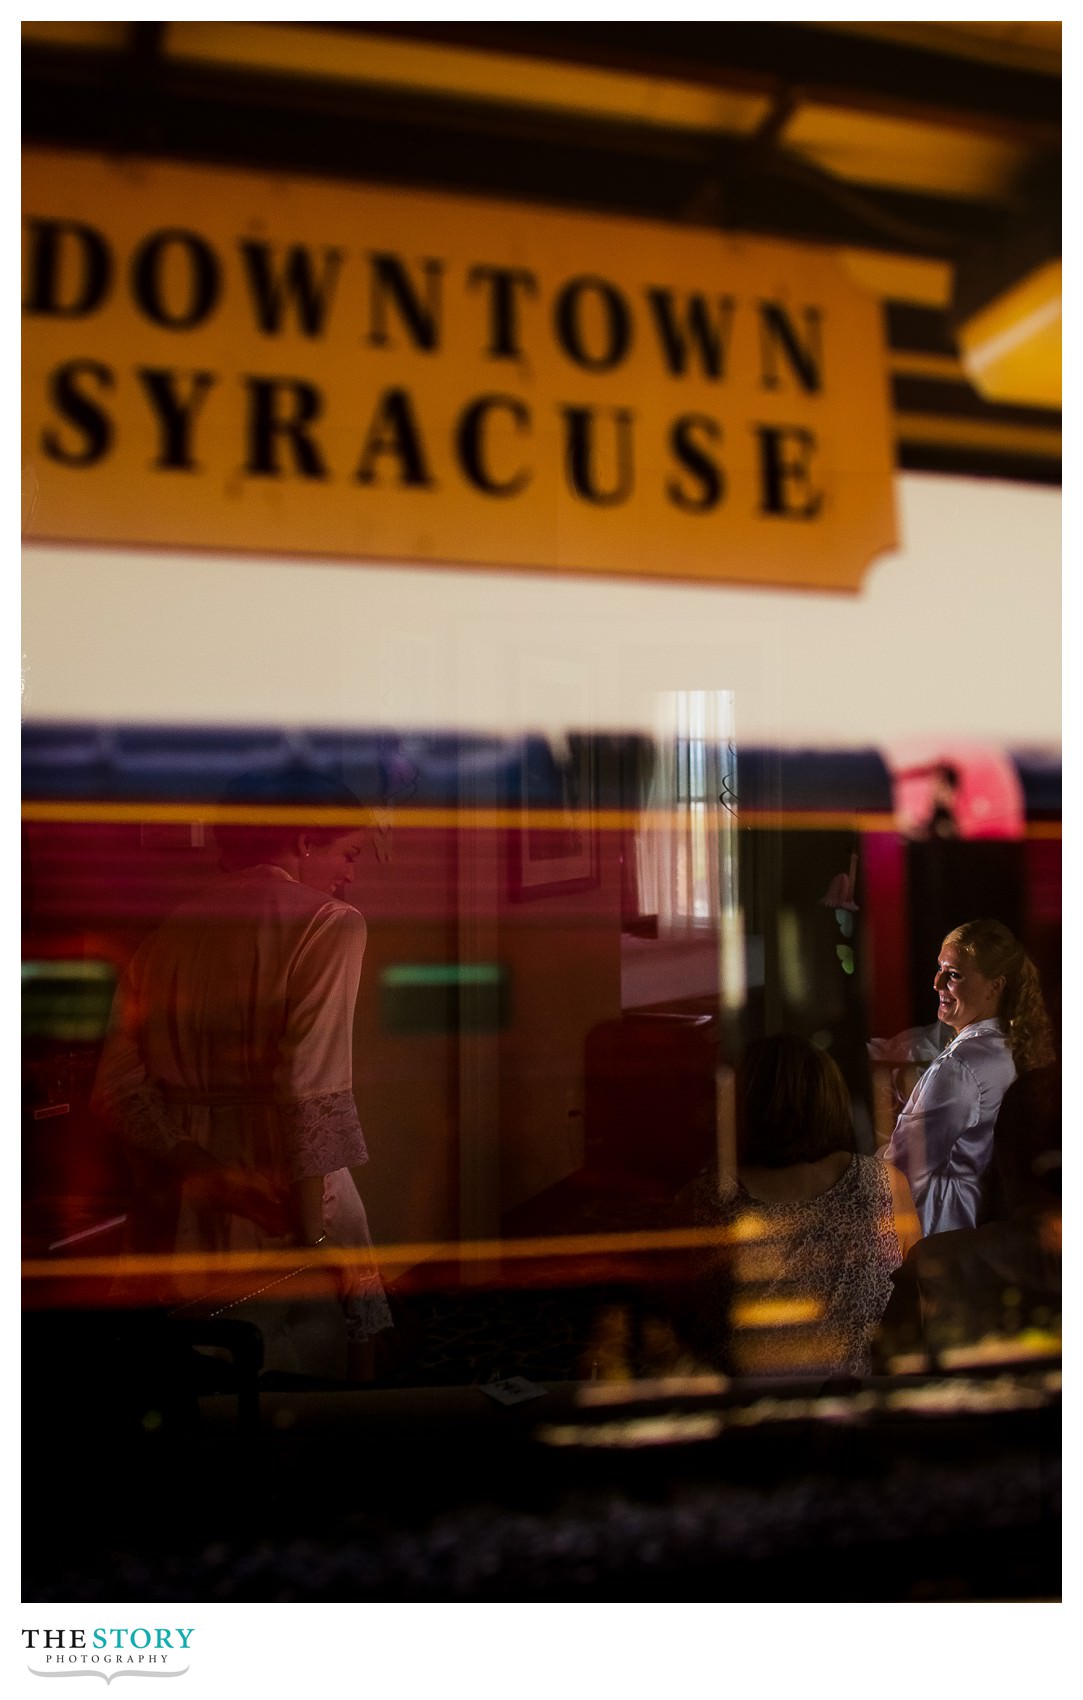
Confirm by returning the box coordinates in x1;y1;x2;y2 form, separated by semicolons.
690;1155;904;1377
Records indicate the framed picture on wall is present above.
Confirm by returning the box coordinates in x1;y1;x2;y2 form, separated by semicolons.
509;730;600;899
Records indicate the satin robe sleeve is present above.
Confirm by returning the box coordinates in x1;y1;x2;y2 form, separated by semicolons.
883;1051;993;1236
273;904;370;1183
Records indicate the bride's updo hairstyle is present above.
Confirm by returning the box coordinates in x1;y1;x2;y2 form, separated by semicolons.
943;918;1056;1072
215;767;365;871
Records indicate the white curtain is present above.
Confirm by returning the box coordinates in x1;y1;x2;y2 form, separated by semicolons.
638;690;738;933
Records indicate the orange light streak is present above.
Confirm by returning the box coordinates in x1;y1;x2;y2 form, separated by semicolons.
20;798;944;835
23;1223;742;1283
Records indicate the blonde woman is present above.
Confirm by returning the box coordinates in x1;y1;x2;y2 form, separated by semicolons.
883;918;1055;1237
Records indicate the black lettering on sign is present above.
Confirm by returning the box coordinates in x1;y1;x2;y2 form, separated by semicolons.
755;425;822;519
666;415;725;513
23;219;112;318
562;406;635;506
239;242;345;337
456;395;532;496
354;387;435;487
132;230;222;331
243;377;328;478
467;266;540;360
758;303;823;394
42;360;114;466
647;291;736;380
137;368;218;470
554;277;633;372
365;255;443;352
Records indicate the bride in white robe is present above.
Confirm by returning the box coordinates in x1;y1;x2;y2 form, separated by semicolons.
93;777;393;1379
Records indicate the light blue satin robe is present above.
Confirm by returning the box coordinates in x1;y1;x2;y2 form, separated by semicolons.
883;1018;1016;1235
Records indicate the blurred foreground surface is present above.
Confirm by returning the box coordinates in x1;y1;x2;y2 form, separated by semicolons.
23;1296;1059;1603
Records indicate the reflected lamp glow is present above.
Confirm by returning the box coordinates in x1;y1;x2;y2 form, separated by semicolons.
957;259;1061;408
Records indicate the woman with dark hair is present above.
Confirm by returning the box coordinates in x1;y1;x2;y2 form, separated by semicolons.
883;918;1055;1238
682;1034;918;1379
93;767;392;1379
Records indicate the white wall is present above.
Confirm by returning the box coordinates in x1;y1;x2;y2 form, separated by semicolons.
21;473;1061;749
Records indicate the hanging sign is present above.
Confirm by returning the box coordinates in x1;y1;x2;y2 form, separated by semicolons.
22;148;897;590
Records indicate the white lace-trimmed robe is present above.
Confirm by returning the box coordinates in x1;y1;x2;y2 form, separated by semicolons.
93;863;391;1369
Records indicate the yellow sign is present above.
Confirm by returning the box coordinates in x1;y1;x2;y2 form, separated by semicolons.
22;149;897;590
